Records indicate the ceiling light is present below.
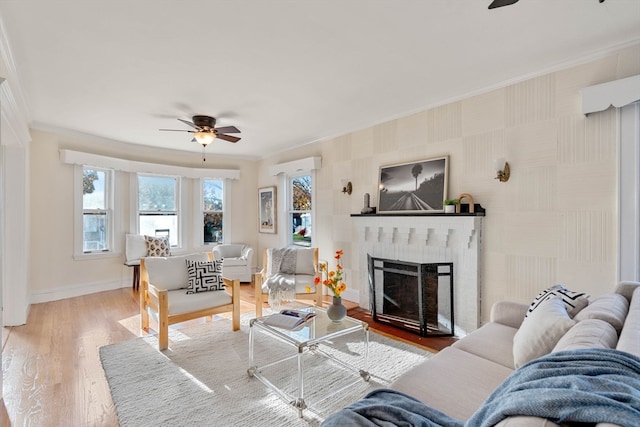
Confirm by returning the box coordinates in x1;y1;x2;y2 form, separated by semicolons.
194;132;215;146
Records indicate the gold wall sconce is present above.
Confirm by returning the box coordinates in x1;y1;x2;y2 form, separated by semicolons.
494;158;510;182
341;180;353;195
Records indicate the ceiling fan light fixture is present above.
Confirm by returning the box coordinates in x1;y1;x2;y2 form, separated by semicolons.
194;131;215;146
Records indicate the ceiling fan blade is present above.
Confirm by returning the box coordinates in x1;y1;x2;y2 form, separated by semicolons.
488;0;519;9
217;134;241;143
177;118;199;129
159;128;193;132
214;126;241;134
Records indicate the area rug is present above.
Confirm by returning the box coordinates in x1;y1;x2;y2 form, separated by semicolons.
99;313;433;427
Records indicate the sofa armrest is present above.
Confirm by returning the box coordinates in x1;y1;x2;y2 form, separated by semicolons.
490;301;529;329
615;281;640;302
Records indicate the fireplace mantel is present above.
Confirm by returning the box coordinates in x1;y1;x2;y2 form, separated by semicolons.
352;214;483;336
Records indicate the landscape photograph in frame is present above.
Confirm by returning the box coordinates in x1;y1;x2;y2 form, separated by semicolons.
378;156;449;213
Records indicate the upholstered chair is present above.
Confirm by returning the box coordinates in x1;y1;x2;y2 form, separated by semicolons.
140;252;240;350
254;247;322;317
212;244;254;283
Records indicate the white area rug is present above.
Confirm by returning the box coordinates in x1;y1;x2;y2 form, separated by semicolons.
100;313;433;427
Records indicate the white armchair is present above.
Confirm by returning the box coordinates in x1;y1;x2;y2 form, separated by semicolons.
212;244;254;283
254;247;322;317
140;252;240;350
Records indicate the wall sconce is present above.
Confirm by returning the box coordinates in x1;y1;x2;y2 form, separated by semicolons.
494;158;510;183
341;179;353;195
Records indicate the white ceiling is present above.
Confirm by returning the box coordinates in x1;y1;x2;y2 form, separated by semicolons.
1;0;639;160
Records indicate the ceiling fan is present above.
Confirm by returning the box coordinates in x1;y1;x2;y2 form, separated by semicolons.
160;115;241;147
488;0;519;8
489;0;604;8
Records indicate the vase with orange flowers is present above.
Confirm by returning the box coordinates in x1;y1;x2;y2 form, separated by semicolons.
316;249;348;321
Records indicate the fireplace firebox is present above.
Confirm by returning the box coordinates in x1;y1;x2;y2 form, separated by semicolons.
368;255;454;336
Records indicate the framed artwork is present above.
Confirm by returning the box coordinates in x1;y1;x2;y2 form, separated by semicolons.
377;156;449;214
258;186;277;233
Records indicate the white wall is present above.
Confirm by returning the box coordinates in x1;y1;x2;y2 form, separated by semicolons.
256;44;640;323
20;43;640;324
28;129;258;302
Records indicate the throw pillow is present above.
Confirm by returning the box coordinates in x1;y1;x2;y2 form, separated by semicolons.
525;284;589;318
144;235;171;257
513;297;576;368
186;260;224;294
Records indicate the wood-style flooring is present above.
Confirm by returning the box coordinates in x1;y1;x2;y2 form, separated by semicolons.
0;283;456;426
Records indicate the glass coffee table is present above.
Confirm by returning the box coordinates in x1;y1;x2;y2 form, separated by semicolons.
247;306;370;418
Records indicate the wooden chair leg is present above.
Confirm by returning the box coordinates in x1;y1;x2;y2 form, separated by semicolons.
140;293;149;332
158;291;169;351
315;285;323;307
231;279;240;331
254;273;263;318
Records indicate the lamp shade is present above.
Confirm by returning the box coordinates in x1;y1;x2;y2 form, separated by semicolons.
194;131;215;146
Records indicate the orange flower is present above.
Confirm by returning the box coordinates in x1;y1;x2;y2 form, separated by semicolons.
322;249;347;297
305;286;312;293
314;276;320;285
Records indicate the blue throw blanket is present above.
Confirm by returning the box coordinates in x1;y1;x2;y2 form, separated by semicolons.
321;348;640;427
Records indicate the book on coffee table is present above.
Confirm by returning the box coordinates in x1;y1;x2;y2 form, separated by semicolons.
263;309;317;330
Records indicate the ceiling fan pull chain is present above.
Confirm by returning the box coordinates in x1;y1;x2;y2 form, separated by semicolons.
202;146;206;163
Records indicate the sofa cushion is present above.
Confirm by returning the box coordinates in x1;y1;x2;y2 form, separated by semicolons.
552;319;618;352
513;297;576;368
452;322;518;369
525;284;589;318
185;260;224;293
391;347;513;421
295;247;316;275
574;292;629;334
145;253;210;290
148;288;232;316
144;235;171;257
221;257;247;267
493;416;562;427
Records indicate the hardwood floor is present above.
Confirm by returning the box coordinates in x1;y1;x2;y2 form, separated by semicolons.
1;284;455;426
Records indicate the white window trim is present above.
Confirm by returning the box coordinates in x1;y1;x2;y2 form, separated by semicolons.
73;165;118;260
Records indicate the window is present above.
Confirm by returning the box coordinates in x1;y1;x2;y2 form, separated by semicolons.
289;174;312;247
82;167;113;252
138;174;179;247
203;179;224;244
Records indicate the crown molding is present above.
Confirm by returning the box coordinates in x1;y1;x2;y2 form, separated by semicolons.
0;13;31;146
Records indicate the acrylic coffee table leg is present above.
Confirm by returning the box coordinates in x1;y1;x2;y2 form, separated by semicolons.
293;344;306;417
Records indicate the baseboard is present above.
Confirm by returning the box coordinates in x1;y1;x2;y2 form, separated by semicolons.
30;279;129;304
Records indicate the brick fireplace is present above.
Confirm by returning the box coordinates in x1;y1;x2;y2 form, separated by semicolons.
352;213;483;336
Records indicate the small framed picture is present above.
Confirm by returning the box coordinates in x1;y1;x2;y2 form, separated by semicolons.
258;187;277;233
378;156;449;214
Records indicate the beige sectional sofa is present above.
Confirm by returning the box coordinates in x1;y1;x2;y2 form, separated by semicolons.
323;281;640;426
387;281;640;426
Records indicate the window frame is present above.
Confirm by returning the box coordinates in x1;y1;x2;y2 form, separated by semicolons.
73;165;116;259
136;173;181;249
288;172;314;247
201;178;226;245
